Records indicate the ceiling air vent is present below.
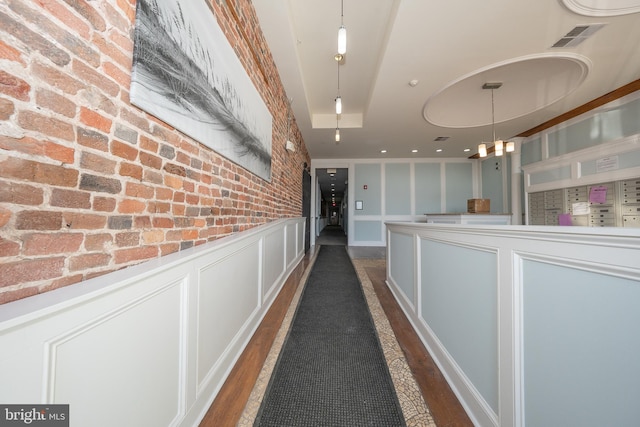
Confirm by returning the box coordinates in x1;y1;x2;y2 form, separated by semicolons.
551;24;605;48
434;136;450;141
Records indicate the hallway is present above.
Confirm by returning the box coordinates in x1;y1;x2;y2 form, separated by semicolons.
314;224;348;246
200;240;472;426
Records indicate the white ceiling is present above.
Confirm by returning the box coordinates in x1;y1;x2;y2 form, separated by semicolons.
252;0;640;161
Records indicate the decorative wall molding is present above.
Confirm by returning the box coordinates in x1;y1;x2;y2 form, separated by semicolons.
386;221;640;427
0;218;306;427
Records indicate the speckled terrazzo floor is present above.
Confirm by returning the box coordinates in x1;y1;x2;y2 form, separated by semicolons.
238;248;436;427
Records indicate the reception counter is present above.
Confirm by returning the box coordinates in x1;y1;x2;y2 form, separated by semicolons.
424;213;512;225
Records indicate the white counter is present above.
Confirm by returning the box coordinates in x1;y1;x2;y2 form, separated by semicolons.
424;213;512;225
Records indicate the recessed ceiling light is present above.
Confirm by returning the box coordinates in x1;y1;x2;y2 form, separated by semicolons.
464;148;471;152
380;149;387;153
411;149;418;153
436;149;443;152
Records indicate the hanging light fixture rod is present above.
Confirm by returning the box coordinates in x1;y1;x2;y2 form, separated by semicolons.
335;56;342;115
338;0;347;55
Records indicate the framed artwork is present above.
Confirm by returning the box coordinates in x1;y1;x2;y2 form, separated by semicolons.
131;0;273;181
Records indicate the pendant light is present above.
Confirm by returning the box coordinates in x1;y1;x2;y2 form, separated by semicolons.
338;0;347;55
478;82;513;158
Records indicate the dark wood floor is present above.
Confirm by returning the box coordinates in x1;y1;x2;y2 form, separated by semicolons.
200;249;472;426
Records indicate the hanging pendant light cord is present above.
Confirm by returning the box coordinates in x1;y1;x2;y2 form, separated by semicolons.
491;88;496;143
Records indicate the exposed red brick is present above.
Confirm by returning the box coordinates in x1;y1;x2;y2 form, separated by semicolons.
152;217;174;228
143;169;163;185
0;97;14;120
155;187;173;201
62;0;106;31
113;246;158;265
7;0;99;66
0;40;24;64
139;151;162;169
111;139;138;161
72;59;119;97
0;135;73;164
115;0;135;22
165;175;183;190
77;127;109;151
16;210;62;230
172;204;186;216
139;135;158;153
103;61;129;87
142;230;164;244
125;182;154;199
41;274;83;293
121;108;149;133
18;110;74;141
118;199;145;214
115;231;139;247
50;188;91;209
0;158;79;187
182;229;199;240
0;236;20;256
68;253;111;271
33;0;91;39
119;162;143;180
92;33;131;69
84;233;112;251
0;287;39;305
0;11;70;66
0;70;30;101
0;205;11;227
80;151;117;174
0;181;44;205
93;196;116;212
32;61;84;94
0;257;65;287
79;173;121;194
23;232;84;255
164;163;187;177
147;201;170;214
45;141;75;163
160;243;180;256
79;107;112;133
35;88;76;118
103;2;129;32
183;181;195;193
108;29;133;53
63;212;107;229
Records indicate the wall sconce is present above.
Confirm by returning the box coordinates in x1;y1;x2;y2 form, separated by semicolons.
285;140;296;152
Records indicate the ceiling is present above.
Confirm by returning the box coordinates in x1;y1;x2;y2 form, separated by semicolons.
251;0;640;202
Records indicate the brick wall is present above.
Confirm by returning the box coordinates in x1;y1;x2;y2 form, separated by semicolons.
0;0;310;304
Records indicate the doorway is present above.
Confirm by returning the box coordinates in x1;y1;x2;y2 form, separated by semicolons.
314;167;348;245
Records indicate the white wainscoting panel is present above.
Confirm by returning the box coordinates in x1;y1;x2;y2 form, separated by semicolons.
263;228;286;299
196;242;261;392
386;222;640;427
0;218;306;427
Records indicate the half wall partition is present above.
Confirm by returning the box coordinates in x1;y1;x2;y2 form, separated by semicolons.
386;221;640;427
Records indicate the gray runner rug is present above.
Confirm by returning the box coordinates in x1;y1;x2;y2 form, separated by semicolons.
253;245;406;427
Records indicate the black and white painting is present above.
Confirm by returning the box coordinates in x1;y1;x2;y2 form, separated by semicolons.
130;0;272;181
